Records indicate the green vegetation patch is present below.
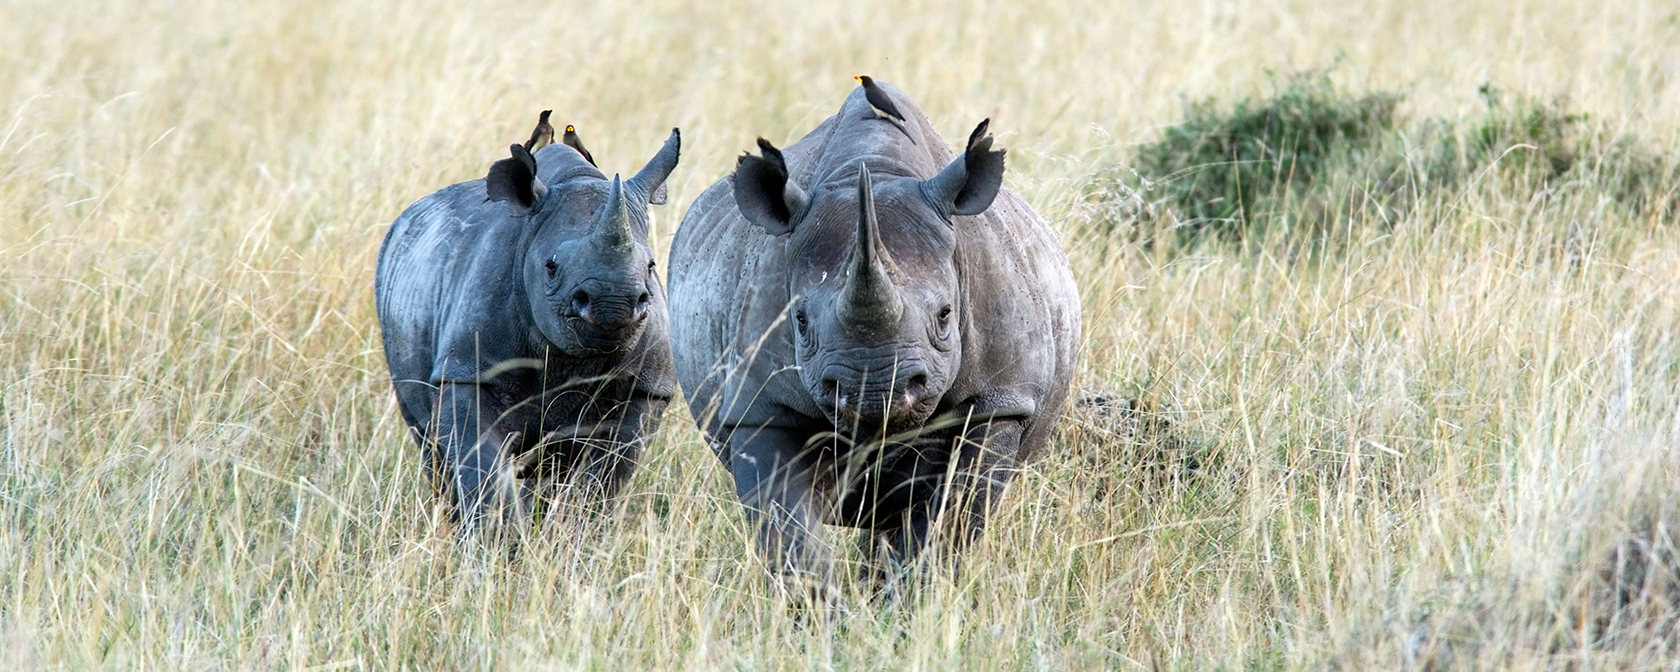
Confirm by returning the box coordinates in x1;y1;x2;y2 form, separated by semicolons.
1129;72;1400;242
1102;73;1680;247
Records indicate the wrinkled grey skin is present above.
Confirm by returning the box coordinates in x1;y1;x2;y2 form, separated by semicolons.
668;82;1080;591
377;130;680;532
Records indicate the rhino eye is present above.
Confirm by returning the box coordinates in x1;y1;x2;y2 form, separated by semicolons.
794;309;809;337
544;258;559;279
647;260;657;275
937;305;953;333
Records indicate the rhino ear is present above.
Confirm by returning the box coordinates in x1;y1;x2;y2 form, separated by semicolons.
486;143;547;216
921;118;1006;218
629;128;680;206
733;138;808;236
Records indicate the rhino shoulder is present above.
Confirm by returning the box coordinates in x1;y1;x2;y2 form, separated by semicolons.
377;178;546;386
428;235;541;384
949;192;1079;391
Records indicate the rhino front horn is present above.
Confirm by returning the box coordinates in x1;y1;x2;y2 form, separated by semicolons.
840;162;902;331
592;175;633;253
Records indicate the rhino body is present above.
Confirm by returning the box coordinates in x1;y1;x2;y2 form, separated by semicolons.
668;82;1079;586
377;131;680;530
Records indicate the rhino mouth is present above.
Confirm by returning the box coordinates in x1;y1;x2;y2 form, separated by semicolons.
812;363;938;430
555;312;646;355
550;282;650;355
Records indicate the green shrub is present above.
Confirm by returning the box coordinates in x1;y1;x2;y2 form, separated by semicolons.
1127;72;1401;243
1104;74;1679;250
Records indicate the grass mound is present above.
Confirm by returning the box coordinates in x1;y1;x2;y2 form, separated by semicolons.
1128;72;1400;242
1435;85;1678;215
1101;74;1680;248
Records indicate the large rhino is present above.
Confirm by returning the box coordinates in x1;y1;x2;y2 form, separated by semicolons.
667;81;1080;589
376;124;680;531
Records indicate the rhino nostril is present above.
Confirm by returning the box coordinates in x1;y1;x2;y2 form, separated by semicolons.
570;290;592;321
904;373;928;400
634;292;651;321
821;379;848;412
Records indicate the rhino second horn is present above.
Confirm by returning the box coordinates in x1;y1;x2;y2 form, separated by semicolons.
592;175;634;253
840;162;902;329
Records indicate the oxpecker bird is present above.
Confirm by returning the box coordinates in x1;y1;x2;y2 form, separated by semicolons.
855;75;916;144
563;125;597;166
523;110;555;153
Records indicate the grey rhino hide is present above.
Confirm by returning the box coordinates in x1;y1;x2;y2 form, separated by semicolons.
376;131;679;529
666;81;1080;580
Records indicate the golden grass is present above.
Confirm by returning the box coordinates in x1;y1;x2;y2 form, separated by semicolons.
3;0;1679;668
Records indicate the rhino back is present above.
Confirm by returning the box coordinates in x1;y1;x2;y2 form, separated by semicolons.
807;84;954;185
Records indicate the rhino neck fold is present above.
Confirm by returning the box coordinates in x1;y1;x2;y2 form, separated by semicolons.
839;163;902;331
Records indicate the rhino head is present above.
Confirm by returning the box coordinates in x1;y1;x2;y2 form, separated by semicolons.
486;130;680;356
732;120;1006;429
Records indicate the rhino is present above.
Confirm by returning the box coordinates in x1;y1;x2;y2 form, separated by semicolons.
376;123;680;531
667;81;1080;590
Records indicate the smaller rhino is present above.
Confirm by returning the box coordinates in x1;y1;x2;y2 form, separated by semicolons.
376;120;680;532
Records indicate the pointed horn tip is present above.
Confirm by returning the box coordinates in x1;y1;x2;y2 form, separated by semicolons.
606;175;627;203
602;175;625;206
854;162;877;259
593;175;633;244
855;161;874;206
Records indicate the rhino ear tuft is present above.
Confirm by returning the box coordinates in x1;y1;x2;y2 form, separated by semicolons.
922;118;1006;218
630;128;681;206
733;138;808;236
486;143;545;216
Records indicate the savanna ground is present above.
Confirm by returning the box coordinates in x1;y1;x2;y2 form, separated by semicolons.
3;0;1679;668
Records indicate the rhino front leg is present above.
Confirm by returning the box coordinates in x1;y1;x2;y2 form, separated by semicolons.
881;418;1024;578
727;425;834;598
584;394;667;501
434;382;528;534
537;394;669;512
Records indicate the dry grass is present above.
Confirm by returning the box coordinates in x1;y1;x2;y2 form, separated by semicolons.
3;0;1679;668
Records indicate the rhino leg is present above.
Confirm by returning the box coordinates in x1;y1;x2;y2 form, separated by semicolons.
434;382;531;535
727;425;835;599
587;394;667;500
540;394;667;512
873;418;1023;583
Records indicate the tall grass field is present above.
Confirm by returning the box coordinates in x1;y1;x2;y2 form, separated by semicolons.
3;0;1679;668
